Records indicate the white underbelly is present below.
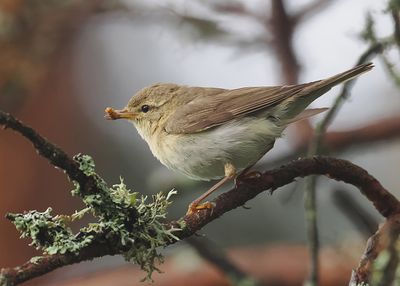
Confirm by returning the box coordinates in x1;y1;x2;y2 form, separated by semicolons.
151;117;283;181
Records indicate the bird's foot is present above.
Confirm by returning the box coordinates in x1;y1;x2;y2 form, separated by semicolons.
186;201;215;216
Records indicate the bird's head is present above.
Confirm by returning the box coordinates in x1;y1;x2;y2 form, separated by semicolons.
105;83;182;135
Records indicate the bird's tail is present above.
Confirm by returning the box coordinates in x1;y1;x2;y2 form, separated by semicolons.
299;62;374;96
284;107;329;124
280;62;374;123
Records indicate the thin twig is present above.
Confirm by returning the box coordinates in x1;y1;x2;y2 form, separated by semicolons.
0;111;99;198
269;0;329;157
332;189;379;237
292;0;336;25
377;228;399;286
187;237;262;286
363;8;400;87
269;0;299;84
303;42;385;286
390;4;400;48
349;214;400;285
304;175;319;285
310;43;384;144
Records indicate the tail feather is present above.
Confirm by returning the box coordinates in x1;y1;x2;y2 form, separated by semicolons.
300;62;374;96
285;108;329;124
280;62;373;121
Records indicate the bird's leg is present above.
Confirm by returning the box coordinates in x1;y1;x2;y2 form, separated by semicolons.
187;163;236;215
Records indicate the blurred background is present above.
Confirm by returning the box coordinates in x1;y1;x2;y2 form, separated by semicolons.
0;0;399;285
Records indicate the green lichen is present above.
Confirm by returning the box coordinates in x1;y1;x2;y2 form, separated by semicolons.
369;245;400;286
7;154;180;281
6;208;94;255
74;153;96;177
120;189;181;280
29;256;43;264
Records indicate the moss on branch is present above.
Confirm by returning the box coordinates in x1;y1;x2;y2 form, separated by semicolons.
5;154;180;283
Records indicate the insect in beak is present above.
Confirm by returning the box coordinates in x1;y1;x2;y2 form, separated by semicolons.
104;107;137;120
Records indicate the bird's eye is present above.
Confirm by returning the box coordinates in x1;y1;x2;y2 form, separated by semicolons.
141;105;150;113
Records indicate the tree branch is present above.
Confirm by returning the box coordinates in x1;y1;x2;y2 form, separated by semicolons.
324;116;400;150
0;234;119;286
332;189;379;237
349;214;400;285
1;112;400;285
0;111;102;198
308;43;384;156
269;0;299;84
390;3;400;48
292;0;336;25
187;237;262;286
1;155;398;285
263;114;400;170
304;42;384;285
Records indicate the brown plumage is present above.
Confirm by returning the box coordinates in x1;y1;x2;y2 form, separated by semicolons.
105;62;374;214
164;62;373;133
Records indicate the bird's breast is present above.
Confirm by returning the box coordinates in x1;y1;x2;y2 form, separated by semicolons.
143;117;284;181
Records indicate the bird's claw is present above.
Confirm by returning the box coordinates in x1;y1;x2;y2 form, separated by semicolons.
186;201;215;216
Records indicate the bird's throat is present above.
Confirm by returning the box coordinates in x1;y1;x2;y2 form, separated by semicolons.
133;119;165;146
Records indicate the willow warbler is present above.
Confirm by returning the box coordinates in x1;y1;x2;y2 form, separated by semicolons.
105;63;373;214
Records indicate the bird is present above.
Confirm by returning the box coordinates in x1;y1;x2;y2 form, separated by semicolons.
105;62;373;215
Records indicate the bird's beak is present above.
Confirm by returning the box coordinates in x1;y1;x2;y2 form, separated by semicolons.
104;107;137;120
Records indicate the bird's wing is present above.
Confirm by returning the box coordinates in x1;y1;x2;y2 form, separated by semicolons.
164;62;374;134
164;83;312;134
